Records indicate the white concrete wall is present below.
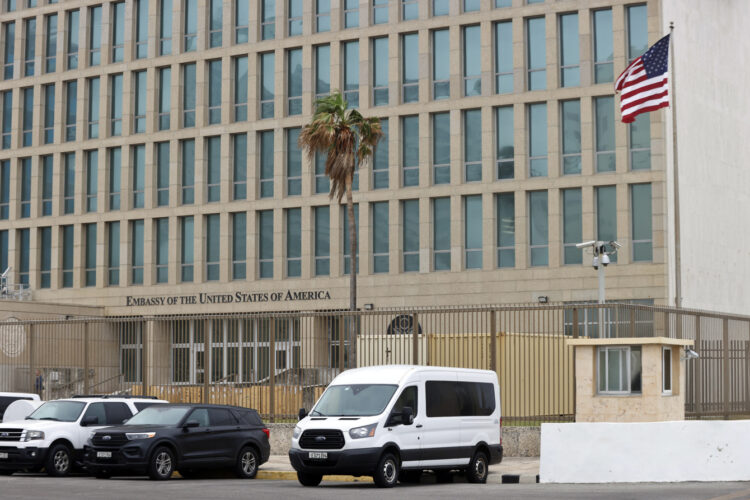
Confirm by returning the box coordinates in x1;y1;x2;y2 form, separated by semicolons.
540;420;750;483
662;0;750;314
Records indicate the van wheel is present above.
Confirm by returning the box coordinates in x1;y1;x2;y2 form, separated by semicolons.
373;453;399;488
235;447;259;479
399;470;421;483
45;443;72;477
467;450;489;484
297;471;322;486
148;447;175;480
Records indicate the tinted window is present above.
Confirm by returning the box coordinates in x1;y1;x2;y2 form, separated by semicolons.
134;402;156;412
391;386;418;414
82;402;106;424
208;408;237;426
187;408;209;427
426;381;495;417
233;409;262;426
104;402;132;424
0;396;30;419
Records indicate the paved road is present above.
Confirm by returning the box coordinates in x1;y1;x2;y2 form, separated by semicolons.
2;473;750;500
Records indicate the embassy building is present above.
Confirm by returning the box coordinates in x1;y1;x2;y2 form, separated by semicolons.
0;0;747;323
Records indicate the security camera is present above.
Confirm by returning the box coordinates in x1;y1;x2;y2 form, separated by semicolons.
681;348;699;360
601;254;610;267
576;240;596;249
592;256;599;270
610;241;622;249
1;267;10;279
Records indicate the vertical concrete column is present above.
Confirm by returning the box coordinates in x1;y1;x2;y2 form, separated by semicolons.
330;202;342;278
513;102;526;181
273;208;283;280
418;111;429;189
546;12;558;91
220;211;231;282
246;207;257;282
28;224;38;290
101;2;112;66
389;198;400;275
194;136;206;206
579;8;592;88
73;223;83;289
358;200;371;276
301;204;312;280
418;197;430;274
515;186;528;269
96;219;106;289
548;97;560;178
615;183;630;263
450;195;462;271
143;218;154;285
448;24;460;102
449;109;460;185
580;96;594;177
512;16;524;95
482;192;494;270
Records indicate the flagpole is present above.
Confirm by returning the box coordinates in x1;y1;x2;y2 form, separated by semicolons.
669;22;682;308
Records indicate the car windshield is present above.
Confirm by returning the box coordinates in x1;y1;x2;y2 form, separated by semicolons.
27;401;86;422
312;384;398;417
124;406;190;426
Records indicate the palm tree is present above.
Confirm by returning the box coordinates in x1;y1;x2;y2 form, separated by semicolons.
299;92;382;362
299;91;383;311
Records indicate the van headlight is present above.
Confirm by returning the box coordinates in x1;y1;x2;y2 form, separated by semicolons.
349;423;377;439
125;432;156;440
23;430;44;442
292;426;301;439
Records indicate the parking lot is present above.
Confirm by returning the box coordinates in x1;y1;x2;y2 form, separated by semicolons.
2;473;750;500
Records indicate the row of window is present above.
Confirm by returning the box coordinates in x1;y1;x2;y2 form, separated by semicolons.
1;4;647;102
0;100;651;222
1;183;654;289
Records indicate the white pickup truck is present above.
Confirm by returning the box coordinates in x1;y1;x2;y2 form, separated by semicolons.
0;396;167;476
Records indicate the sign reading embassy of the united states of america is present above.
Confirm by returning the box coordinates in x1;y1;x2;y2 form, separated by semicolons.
126;289;332;307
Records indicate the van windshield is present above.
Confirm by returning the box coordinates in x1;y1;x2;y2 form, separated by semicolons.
312;384;398;417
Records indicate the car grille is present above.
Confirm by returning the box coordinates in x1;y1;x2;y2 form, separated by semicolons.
92;432;128;447
0;429;23;441
299;429;345;450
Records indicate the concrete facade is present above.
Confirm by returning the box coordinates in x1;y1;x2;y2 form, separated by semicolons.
569;336;692;422
0;0;745;318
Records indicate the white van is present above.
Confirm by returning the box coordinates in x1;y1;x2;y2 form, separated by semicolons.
289;365;502;488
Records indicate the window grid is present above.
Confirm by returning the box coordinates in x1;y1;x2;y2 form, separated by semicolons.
232;211;247;279
183;63;196;127
561;99;581;175
286;208;301;277
432;29;449;100
432;197;450;271
464;195;482;269
24;18;35;77
180;216;194;282
89;6;101;66
559;13;580;87
234;56;248;121
260;52;274;119
315;44;330;99
343;0;358;29
261;0;275;40
593;9;613;83
132;145;145;208
155;218;169;283
235;0;249;43
19;157;31;218
258;210;273;278
43;83;54;144
184;0;197;51
343;41;359;107
495;105;514;180
496;193;515;268
134;70;147;134
402;115;419;187
84;223;97;286
159;0;172;55
131;220;144;285
372;37;388;106
402;33;418;103
464;109;481;182
494;21;512;94
314;205;330;276
205;214;220;280
372;119;389;189
286;128;302;196
208;60;222;124
110;74;123;136
526;17;546;91
111;2;125;63
65;81;76;141
63;153;75;214
135;0;148;58
86;150;98;212
233;133;247;200
158;67;171;130
209;0;222;48
156;141;169;206
287;48;302;115
372;201;389;273
463;25;481;97
45;14;57;73
3;22;15;80
206;136;221;202
316;0;330;32
66;10;79;70
402;199;419;272
107;221;120;286
41;155;52;216
288;0;302;36
88;77;100;139
259;130;274;198
314;151;329;194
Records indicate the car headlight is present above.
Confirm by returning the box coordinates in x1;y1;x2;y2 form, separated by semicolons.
349;423;377;439
292;426;301;439
23;430;44;442
125;432;156;440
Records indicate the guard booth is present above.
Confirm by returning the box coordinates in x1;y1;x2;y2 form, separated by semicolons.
567;337;695;422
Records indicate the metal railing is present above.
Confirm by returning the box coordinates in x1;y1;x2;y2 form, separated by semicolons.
0;303;747;425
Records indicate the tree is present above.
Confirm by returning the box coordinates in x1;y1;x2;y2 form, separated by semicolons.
299;92;383;364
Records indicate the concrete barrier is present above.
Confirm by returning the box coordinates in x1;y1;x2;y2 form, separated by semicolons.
267;423;540;457
540;420;750;483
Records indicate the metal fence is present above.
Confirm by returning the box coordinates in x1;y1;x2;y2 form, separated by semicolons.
0;303;748;425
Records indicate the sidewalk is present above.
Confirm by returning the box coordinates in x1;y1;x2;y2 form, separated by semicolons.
257;455;540;484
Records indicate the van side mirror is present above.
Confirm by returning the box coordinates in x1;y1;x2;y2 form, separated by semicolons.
183;420;200;430
401;407;414;426
80;415;98;427
298;408;307;420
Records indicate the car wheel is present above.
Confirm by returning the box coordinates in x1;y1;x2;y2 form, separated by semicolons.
373;453;399;488
467;450;489;484
398;469;421;484
235;447;259;479
297;471;322;487
45;443;73;477
148;447;175;480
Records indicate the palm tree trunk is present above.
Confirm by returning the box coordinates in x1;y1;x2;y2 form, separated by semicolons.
345;173;357;369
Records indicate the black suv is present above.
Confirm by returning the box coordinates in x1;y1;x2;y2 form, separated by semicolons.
83;404;270;480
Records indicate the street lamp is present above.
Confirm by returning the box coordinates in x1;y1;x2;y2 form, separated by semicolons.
577;240;621;337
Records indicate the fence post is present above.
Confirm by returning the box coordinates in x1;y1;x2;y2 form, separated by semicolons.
723;317;730;419
629;307;636;338
695;315;702;416
28;323;35;395
572;308;578;339
412;313;419;365
269;317;276;423
203;320;210;404
489;310;497;372
84;323;90;395
142;321;149;398
338;317;344;372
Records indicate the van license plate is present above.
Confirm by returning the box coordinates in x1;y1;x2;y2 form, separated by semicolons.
308;452;327;459
97;451;112;458
0;452;7;459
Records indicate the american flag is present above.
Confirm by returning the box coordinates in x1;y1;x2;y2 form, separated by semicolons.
615;34;670;123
